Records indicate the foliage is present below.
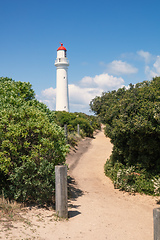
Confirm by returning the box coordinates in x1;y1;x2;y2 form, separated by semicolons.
70;117;93;137
54;111;100;137
104;160;155;195
0;77;55;123
90;77;160;173
27;99;56;123
90;77;160;195
152;177;160;195
0;77;68;203
74;112;101;131
67;132;82;147
0;77;35;107
54;111;76;126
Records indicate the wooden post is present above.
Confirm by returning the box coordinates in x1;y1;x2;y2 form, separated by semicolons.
55;165;68;218
153;208;160;240
77;124;80;135
64;124;68;142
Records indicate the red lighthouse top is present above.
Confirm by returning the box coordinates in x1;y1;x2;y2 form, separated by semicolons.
57;43;67;51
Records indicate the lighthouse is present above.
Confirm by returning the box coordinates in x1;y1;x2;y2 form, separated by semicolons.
55;43;69;112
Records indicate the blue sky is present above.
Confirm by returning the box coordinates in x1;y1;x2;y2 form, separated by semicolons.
1;0;160;114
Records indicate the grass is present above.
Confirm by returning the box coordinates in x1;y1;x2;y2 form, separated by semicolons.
0;195;61;239
0;195;64;226
0;195;24;223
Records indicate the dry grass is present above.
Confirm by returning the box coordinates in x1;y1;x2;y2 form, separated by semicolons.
0;195;25;224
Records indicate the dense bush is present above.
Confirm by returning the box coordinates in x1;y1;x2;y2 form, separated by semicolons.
0;77;35;107
54;111;100;138
90;77;160;173
0;77;100;203
70;117;93;137
53;111;76;126
90;77;160;195
104;160;154;195
0;77;68;203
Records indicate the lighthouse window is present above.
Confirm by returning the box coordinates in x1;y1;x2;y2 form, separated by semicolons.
64;77;65;79
59;58;61;62
65;51;66;57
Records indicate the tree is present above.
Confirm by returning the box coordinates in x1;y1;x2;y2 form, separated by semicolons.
90;77;160;173
0;77;68;203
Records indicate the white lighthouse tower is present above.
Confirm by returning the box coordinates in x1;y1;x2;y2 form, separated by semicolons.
55;43;69;112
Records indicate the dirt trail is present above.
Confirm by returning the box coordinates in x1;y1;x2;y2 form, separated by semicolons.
1;129;159;239
64;129;158;240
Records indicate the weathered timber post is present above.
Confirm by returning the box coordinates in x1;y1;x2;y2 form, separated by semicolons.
64;124;68;142
77;124;80;135
153;208;160;240
55;165;68;218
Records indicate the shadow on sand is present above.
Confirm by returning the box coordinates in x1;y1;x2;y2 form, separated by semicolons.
68;176;83;218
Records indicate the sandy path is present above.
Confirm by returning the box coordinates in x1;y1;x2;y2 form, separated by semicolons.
64;129;158;240
0;129;158;239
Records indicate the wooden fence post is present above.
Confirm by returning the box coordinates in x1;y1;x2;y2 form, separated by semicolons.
153;208;160;240
55;165;68;218
64;124;67;138
77;124;80;135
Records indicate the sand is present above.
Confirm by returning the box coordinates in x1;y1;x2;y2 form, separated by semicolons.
0;129;159;239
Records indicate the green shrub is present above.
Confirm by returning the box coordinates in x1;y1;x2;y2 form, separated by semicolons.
91;77;160;174
54;111;76;126
0;77;69;204
104;159;155;195
70;117;93;137
67;124;75;132
0;105;68;203
79;129;86;138
152;177;160;195
0;77;35;107
54;111;100;138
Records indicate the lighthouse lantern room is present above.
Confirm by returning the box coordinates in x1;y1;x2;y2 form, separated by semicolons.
55;43;69;112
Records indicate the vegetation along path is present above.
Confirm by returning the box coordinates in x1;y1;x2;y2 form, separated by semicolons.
1;129;158;239
65;128;158;240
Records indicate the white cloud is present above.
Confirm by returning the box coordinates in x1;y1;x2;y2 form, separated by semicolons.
80;73;124;89
145;66;157;79
37;87;56;110
35;49;160;114
153;56;160;74
94;73;124;88
145;56;160;79
41;87;56;99
107;60;138;75
80;76;94;87
137;50;152;64
37;73;125;113
69;84;103;105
